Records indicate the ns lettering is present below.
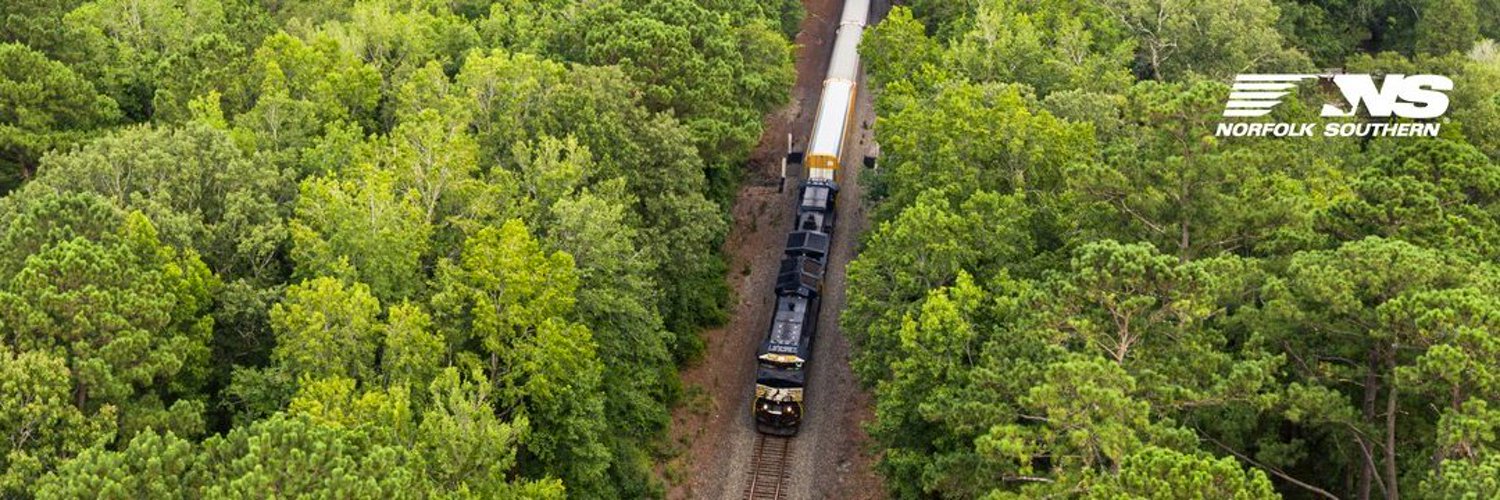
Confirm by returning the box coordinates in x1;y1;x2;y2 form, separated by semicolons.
1321;74;1452;119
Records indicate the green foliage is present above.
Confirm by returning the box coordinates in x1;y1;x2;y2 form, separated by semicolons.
1;349;113;496
197;413;433;497
31;123;290;282
946;0;1134;95
1100;0;1310;80
432;220;611;496
1;0;793;495
234;31;381;165
1083;447;1278;499
0;189;215;490
1420;452;1500;499
844;191;1036;382
1483;0;1500;40
1415;0;1480;56
58;0;265;121
0;191;217;410
868;81;1094;222
1246;238;1498;497
475;0;567;53
291;168;431;302
541;183;676;496
36;410;563;498
1073;79;1344;259
861;7;947;93
416;367;532;495
857;3;1500;499
1321;138;1500;259
1452;47;1500;159
0;42;119;193
1271;0;1489;58
451;47;732;353
0;0;89;54
382;303;442;390
316;0;480;102
564;0;794;186
904;0;981;38
151;33;255;123
33;429;198;498
270;277;383;383
1273;0;1374;65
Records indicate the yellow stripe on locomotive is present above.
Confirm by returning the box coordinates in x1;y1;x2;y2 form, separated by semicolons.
754;384;806;403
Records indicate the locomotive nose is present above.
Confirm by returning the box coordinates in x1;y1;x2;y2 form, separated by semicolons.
756;400;801;427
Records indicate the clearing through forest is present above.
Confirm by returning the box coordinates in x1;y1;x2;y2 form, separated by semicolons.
663;1;890;498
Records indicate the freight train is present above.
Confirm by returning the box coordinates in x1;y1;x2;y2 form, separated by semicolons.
753;0;870;436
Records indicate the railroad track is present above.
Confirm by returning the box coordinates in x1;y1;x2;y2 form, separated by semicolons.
742;435;793;499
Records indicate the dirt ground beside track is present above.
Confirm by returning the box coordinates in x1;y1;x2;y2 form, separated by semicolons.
663;1;890;498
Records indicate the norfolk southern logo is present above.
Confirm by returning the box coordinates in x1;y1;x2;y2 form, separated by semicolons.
1217;73;1451;138
1222;74;1317;118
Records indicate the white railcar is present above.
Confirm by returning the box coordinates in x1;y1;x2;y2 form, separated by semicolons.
804;0;870;183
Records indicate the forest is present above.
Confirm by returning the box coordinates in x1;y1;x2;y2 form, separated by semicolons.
6;0;1500;497
848;0;1500;498
0;0;799;497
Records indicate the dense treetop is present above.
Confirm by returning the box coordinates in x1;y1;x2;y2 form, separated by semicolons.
0;0;798;497
7;0;1500;497
852;0;1500;498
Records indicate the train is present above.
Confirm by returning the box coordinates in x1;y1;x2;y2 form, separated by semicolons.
753;0;870;436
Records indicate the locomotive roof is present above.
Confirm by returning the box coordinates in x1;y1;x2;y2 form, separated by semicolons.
766;296;812;357
785;231;829;258
802;179;839;190
801;183;832;210
776;256;824;297
796;211;827;233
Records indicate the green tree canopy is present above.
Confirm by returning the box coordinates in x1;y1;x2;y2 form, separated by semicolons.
31;123;290;282
0;189;215;484
432;219;610;496
0;42;119;192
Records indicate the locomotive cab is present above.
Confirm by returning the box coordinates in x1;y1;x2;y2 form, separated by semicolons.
754;362;804;434
754;294;819;435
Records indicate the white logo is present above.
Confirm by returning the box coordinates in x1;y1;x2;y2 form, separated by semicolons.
1224;74;1317;117
1321;74;1451;119
1223;73;1453;119
1218;73;1451;138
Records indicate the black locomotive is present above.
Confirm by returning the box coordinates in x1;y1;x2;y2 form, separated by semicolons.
754;180;837;435
752;0;867;436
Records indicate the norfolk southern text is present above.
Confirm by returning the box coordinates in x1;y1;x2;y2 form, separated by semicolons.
1215;121;1441;138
